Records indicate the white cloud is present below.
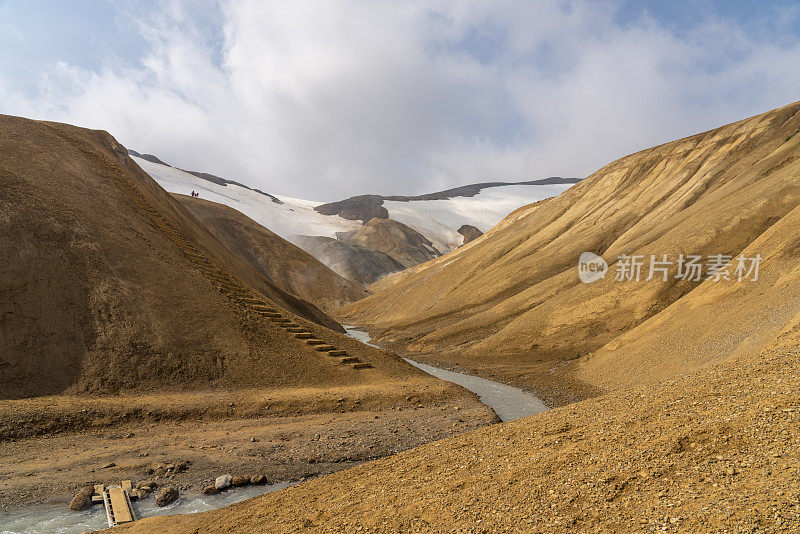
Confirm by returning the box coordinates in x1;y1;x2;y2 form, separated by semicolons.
2;0;800;200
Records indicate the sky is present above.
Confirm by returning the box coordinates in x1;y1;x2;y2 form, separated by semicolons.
1;1;799;201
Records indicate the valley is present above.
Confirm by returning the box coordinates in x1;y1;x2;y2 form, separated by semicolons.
4;4;799;532
106;101;800;533
2;93;799;534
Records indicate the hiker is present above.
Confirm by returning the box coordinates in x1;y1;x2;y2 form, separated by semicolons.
191;190;195;197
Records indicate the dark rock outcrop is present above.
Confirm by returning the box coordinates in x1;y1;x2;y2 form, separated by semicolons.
458;225;483;245
314;195;388;222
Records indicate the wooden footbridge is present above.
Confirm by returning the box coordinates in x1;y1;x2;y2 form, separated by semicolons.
94;481;137;527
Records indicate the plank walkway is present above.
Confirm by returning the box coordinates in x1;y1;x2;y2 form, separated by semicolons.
97;482;137;527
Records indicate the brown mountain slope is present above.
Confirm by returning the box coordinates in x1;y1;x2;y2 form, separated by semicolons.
348;218;441;268
337;100;800;404
0;114;416;399
294;235;405;285
174;195;367;311
112;315;800;533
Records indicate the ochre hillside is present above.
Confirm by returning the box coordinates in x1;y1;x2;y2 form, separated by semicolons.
338;101;800;404
114;313;800;533
349;217;441;268
0;115;415;399
175;194;367;312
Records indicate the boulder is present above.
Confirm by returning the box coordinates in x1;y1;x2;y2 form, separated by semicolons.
202;485;219;495
215;474;233;490
136;480;156;490
135;489;149;499
250;474;267;485
155;486;179;507
68;487;93;511
231;476;250;487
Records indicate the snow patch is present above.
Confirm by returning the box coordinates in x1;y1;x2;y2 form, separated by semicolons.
384;184;574;252
132;156;361;240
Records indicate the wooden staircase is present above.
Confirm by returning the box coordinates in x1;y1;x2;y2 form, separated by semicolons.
68;137;373;371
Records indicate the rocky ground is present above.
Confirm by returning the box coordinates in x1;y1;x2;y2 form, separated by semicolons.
0;380;496;511
113;326;800;533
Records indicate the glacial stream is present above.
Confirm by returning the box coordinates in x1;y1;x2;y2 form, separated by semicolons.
343;326;549;422
0;482;291;534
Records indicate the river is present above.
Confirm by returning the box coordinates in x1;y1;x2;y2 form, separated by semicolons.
343;326;549;422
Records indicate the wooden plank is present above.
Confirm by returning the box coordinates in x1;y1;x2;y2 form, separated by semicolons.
102;490;114;527
124;489;138;521
109;486;134;524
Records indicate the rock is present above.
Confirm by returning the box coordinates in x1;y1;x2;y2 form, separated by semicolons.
250;475;267;485
101;462;116;469
202;485;219;495
135;489;149;499
155;486;179;507
215;474;233;490
136;480;156;490
175;461;190;473
457;224;483;245
68;487;93;511
231;476;250;487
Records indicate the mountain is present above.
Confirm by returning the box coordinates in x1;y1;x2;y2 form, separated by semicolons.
0;114;412;399
348;218;441;268
293;219;440;284
174;194;368;311
292;235;405;286
315;178;580;253
130;154;578;271
115;100;800;534
338;100;800;406
131;155;361;241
